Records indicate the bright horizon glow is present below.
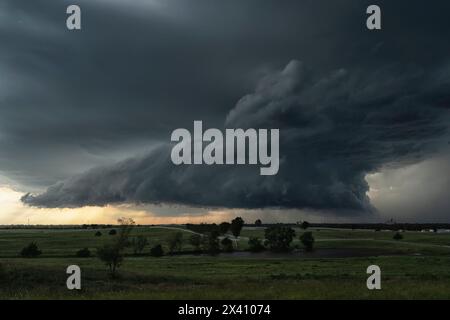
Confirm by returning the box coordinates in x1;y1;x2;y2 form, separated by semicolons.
0;186;236;225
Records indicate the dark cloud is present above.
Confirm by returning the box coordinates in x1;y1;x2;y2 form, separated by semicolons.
22;59;450;214
0;0;449;218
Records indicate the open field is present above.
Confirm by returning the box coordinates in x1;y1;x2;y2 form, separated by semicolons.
1;226;450;299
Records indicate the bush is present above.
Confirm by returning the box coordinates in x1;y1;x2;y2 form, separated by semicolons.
95;231;102;237
248;237;265;252
265;226;296;252
189;234;202;251
221;237;234;252
109;229;117;235
150;244;164;257
393;232;403;240
76;248;91;258
299;232;315;252
20;242;42;258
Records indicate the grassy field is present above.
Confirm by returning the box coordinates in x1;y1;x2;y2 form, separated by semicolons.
1;226;450;299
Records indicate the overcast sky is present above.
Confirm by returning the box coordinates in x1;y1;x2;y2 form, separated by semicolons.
0;0;449;224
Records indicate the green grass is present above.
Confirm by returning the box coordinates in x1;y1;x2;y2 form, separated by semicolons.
1;227;450;299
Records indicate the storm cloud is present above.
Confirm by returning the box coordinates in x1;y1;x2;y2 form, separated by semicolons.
22;59;450;213
0;0;449;218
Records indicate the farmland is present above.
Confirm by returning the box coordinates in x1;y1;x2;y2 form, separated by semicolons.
1;226;450;299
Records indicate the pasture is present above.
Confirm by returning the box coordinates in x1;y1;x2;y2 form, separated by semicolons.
1;226;450;299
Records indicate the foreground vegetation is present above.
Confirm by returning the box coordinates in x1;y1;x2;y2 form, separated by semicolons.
1;224;450;299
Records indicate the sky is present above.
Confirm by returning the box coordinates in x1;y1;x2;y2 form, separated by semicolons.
0;0;449;224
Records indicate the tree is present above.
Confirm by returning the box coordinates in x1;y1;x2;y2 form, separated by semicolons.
95;231;102;237
248;237;265;252
393;232;403;241
230;217;245;238
167;232;183;254
264;226;296;252
20;242;42;258
189;234;202;251
221;237;234;252
97;245;123;276
254;219;262;226
299;232;315;252
76;248;91;257
300;221;310;230
97;217;135;277
109;229;117;235
150;244;164;257
219;222;231;235
116;218;135;249
131;235;148;255
202;231;220;255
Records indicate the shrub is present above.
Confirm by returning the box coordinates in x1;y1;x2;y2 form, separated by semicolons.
265;226;295;252
95;231;102;237
76;248;91;258
300;221;310;230
150;244;164;257
20;242;42;258
393;232;403;240
221;237;234;252
189;234;202;251
109;229;117;235
299;232;315;252
254;219;262;226
248;237;265;252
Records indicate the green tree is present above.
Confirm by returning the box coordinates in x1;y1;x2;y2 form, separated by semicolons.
265;226;296;252
299;232;315;252
254;219;262;226
97;245;123;276
230;217;245;238
300;221;310;230
97;218;135;277
219;222;231;235
202;231;220;255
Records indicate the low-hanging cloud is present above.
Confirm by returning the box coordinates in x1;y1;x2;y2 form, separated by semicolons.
22;60;450;215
